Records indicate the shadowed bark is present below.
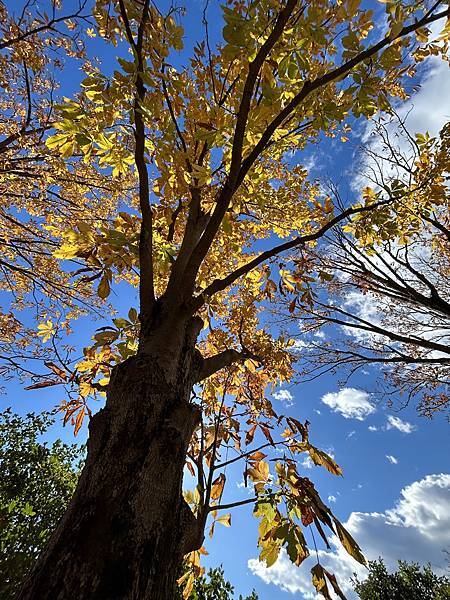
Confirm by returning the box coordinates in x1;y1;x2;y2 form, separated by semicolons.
18;315;204;600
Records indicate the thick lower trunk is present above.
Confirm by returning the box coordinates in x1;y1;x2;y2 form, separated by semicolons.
18;321;204;600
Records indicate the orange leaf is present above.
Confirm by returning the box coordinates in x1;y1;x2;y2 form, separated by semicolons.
246;423;257;445
24;379;61;390
44;361;67;380
74;407;86;436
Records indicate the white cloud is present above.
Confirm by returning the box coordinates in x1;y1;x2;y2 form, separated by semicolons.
396;57;450;138
290;339;312;353
386;415;417;434
273;388;294;407
321;388;375;420
368;425;378;432
386;454;399;465
354;52;450;194
344;291;381;327
347;430;356;439
302;455;314;469
249;474;450;599
328;495;337;503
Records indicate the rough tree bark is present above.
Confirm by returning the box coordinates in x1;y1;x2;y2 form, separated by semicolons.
18;309;205;600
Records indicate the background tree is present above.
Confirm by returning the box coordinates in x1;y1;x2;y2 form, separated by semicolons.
0;409;83;598
0;1;448;598
289;117;450;417
177;566;258;600
352;559;450;600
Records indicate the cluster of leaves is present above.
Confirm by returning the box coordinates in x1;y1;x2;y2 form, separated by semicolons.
0;409;84;598
0;0;136;386
352;559;450;600
180;404;364;598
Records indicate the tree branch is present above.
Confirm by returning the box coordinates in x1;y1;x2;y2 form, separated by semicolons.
208;497;257;512
118;0;155;321
0;2;89;50
190;199;392;311
178;3;449;296
235;5;450;189
195;348;261;383
180;0;300;291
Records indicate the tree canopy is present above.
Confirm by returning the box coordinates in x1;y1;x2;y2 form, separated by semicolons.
352;559;450;600
1;0;449;597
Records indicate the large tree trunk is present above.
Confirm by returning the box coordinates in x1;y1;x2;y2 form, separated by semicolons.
18;314;204;600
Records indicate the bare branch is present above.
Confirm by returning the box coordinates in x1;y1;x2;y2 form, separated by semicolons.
208;497;257;512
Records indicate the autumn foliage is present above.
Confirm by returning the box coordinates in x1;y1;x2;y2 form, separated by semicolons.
1;0;449;597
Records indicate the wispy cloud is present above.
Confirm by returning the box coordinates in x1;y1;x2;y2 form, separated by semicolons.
386;415;416;434
386;454;399;465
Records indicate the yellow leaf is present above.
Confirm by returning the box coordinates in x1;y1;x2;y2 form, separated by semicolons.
216;513;231;527
311;563;332;599
308;446;343;476
37;320;55;343
334;519;366;565
53;244;80;259
182;572;194;599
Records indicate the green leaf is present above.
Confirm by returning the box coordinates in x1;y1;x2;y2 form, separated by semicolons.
22;502;36;517
260;542;280;567
117;57;135;74
113;318;130;329
128;307;138;323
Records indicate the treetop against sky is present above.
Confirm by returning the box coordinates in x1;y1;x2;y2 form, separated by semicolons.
0;1;449;599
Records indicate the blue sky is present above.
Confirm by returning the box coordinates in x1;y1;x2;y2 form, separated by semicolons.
2;1;450;598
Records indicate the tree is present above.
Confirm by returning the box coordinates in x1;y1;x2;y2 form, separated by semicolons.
0;1;448;598
290;117;450;417
352;559;450;599
177;566;258;600
0;409;83;598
